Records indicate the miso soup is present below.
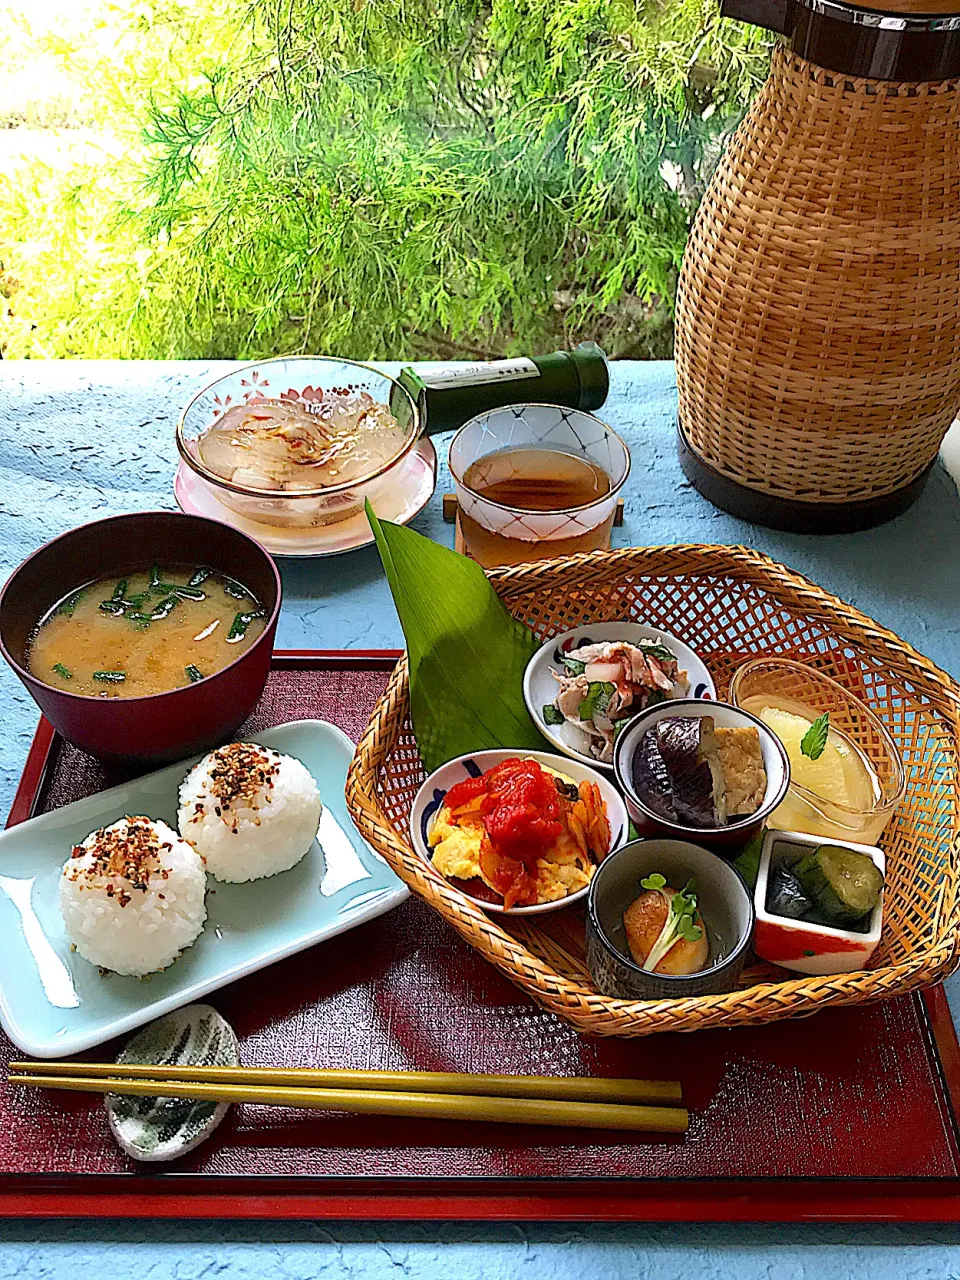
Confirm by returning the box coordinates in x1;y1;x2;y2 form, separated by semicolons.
28;565;267;698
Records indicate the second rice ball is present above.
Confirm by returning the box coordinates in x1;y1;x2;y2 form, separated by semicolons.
178;741;322;883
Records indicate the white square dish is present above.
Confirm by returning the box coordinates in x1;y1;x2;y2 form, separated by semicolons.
754;828;884;975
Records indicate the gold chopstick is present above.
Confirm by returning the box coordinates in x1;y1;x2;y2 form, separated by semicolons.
8;1073;688;1134
8;1061;681;1105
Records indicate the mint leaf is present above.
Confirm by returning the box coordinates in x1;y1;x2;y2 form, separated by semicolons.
542;703;565;726
801;712;830;761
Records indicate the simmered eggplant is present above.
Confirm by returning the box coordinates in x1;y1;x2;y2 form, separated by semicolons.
653;716;726;828
632;714;766;829
632;730;676;820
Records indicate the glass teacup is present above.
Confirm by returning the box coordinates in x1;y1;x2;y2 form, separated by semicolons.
449;404;630;568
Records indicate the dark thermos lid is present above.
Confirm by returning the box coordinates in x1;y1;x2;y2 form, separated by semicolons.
721;0;960;79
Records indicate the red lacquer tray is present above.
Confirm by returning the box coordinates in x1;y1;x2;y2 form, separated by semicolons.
3;650;960;1222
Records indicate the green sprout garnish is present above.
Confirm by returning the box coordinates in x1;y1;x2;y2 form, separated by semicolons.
56;589;85;617
226;608;266;641
801;712;830;761
157;582;206;601
639;876;703;972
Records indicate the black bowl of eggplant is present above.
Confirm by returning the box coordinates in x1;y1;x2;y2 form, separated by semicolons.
613;698;790;851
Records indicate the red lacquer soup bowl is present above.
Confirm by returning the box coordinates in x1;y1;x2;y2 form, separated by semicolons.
0;512;281;766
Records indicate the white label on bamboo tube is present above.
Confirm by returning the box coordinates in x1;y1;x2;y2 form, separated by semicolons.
418;358;538;388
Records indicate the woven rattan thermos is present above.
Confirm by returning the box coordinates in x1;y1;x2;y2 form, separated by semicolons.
675;0;960;532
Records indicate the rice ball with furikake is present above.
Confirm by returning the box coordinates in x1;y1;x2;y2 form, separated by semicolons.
178;742;322;883
59;816;207;977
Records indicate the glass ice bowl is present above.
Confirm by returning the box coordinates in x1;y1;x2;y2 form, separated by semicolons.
177;356;421;529
729;657;906;845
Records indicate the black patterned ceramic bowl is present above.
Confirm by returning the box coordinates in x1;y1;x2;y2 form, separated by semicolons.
612;698;790;850
585;838;755;999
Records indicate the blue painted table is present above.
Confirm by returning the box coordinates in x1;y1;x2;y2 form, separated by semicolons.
3;360;960;1275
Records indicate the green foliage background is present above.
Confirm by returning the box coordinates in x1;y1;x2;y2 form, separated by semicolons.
0;0;772;360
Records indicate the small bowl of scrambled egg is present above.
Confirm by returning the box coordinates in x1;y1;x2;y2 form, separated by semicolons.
409;749;629;915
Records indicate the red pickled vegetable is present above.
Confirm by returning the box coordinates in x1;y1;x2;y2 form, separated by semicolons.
479;758;562;864
443;775;489;811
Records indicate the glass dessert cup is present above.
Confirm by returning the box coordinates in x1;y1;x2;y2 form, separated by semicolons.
448;403;630;568
177;356;421;530
729;658;906;845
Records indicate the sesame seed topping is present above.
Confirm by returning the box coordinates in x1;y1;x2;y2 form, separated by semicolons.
202;742;281;822
63;817;165;902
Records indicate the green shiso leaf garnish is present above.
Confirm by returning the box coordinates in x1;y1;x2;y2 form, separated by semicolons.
93;671;126;683
640;877;703;972
561;656;586;676
801;712;830;761
577;680;615;722
637;639;677;664
366;500;543;775
733;832;764;889
185;664;204;683
542;704;565;726
52;663;72;679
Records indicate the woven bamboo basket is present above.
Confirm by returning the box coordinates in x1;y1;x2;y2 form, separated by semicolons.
345;545;960;1036
675;45;960;516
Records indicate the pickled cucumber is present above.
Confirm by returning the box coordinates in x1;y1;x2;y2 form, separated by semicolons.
793;845;883;925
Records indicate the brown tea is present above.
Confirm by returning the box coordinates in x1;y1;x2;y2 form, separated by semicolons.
458;446;615;567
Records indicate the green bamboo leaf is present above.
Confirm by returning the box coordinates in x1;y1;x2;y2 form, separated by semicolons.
366;500;545;774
